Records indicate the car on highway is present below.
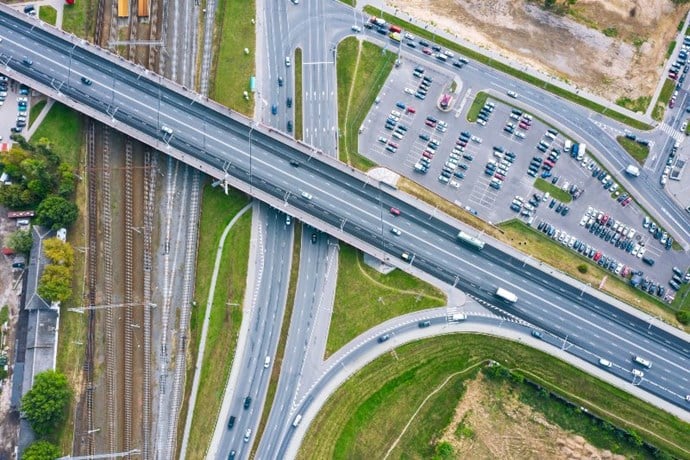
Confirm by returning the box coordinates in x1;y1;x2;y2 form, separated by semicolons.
278;77;284;87
311;232;317;244
598;358;612;368
287;97;292;108
22;57;33;66
390;207;401;216
244;396;252;409
285;56;291;67
271;104;277;115
390;227;401;236
418;320;431;328
228;450;236;460
507;90;518;98
377;334;390;343
227;415;236;429
531;330;542;339
287;120;293;132
81;76;92;85
244;428;252;442
301;191;313;200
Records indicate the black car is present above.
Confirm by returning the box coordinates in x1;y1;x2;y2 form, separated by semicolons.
418;320;431;328
81;76;92;85
311;232;317;244
289;160;299;167
378;334;390;343
244;396;252;409
287;120;293;133
227;415;236;429
286;97;292;108
278;77;284;87
228;450;236;460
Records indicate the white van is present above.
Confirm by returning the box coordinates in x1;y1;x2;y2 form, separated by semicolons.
598;358;612;368
633;356;652;368
292;414;303;427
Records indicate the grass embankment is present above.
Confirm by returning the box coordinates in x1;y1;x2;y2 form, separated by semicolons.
362;6;652;131
396;177;684;329
337;37;396;170
31;103;84;166
294;48;303;141
326;244;446;357
667;40;677;59
0;305;8;325
652;79;676;122
499;220;682;327
62;0;95;39
28;100;47;128
616;136;650;164
465;91;489;122
39;5;57;26
250;225;300;458
37;105;87;453
534;178;572;203
210;0;255;114
181;185;251;459
615;95;651;114
300;335;690;459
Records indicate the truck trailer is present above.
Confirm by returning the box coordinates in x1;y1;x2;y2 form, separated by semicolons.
495;287;518;303
625;164;640;177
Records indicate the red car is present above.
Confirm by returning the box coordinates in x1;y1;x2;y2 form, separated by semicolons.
388;141;399;148
669;98;676;108
519;122;530;130
456;140;467;147
422;151;434;159
390;207;401;216
406;106;416;114
422;47;432;55
494;173;506;181
593;251;602;262
621;197;632;207
425;120;436;127
669;72;678;80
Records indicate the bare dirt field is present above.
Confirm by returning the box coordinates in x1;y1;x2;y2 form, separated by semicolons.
439;373;625;459
386;0;690;101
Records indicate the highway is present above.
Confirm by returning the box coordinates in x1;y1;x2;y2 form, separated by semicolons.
1;4;689;458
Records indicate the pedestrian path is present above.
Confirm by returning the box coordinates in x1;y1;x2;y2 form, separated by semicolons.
658;122;686;143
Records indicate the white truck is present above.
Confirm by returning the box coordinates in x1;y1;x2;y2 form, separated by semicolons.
450;313;467;321
625;164;640;177
495;287;518;303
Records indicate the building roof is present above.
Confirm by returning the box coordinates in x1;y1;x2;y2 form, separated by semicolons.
24;226;55;311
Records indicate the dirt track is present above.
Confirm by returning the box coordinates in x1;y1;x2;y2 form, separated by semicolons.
387;0;690;100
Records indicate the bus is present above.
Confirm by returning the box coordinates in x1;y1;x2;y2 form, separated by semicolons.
495;287;518;303
457;230;485;250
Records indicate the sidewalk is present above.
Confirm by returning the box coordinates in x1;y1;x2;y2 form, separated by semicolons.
361;0;654;127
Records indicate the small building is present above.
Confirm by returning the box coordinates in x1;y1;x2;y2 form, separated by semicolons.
7;211;35;219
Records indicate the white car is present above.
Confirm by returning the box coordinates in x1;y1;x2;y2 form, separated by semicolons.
404;32;415;40
507;90;519;98
301;191;313;200
598;358;612;368
285;56;291;67
390;227;401;236
514;131;525;139
470;135;482;144
378;136;387;144
449;180;461;189
476;118;487;126
579;215;588;226
404;87;415;95
637;247;646;258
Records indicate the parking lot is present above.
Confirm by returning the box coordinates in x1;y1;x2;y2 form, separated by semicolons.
359;56;690;303
0;76;32;146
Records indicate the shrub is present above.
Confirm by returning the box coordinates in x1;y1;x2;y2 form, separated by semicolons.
577;264;588;274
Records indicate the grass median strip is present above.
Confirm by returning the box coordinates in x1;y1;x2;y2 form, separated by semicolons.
250;224;300;458
326;244;446;357
294;48;303;141
28;100;47;128
533;178;572;203
210;0;255;114
652;78;675;122
39;6;57;26
465;91;488;122
338;37;396;170
181;185;251;459
616;136;650;164
300;334;690;459
362;6;652;131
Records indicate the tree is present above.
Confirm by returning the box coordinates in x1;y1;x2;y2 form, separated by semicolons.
43;238;74;267
21;370;71;436
22;440;61;460
676;309;690;325
36;195;78;230
5;229;33;253
37;264;73;303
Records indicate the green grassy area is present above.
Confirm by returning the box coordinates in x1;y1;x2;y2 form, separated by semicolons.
61;0;94;39
326;244;446;357
39;5;57;26
362;6;652;131
673;283;690;311
181;185;251;459
294;48;303;141
251;225;300;458
0;305;8;325
615;95;651;114
652;79;676;121
616;136;650;164
300;334;690;459
31;103;83;167
499;219;682;326
210;0;255;114
533;178;572;203
465;91;489;122
339;0;355;5
667;40;677;59
337;37;396;170
28;100;47;128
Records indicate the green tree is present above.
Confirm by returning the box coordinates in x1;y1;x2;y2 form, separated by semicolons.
57;163;76;197
23;440;61;460
36;195;78;230
676;309;690;325
21;370;71;437
5;229;33;253
37;264;73;303
43;238;74;267
433;442;454;460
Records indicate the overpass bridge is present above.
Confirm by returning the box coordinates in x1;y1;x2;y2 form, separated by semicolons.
2;2;689;439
